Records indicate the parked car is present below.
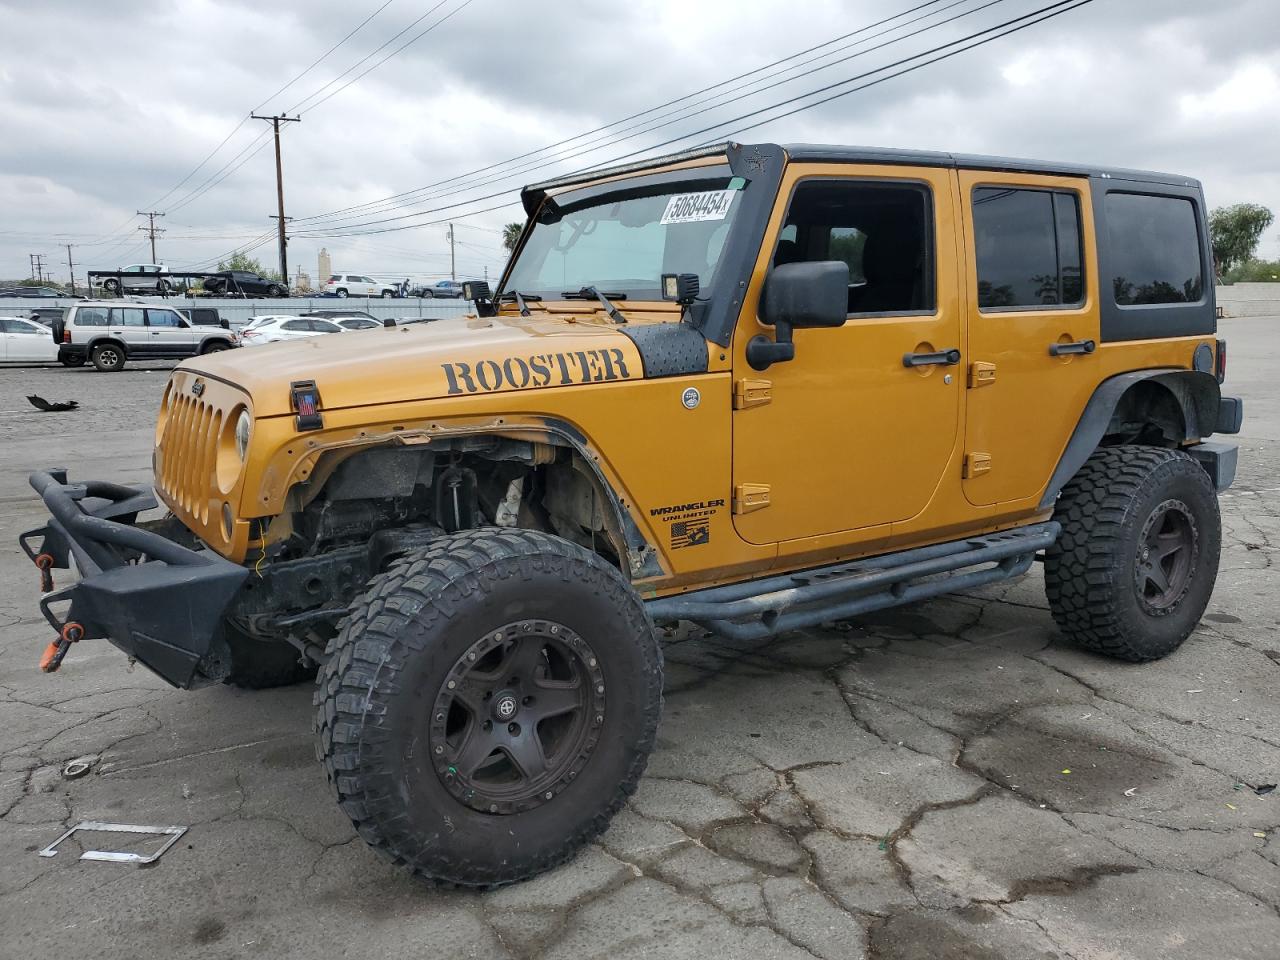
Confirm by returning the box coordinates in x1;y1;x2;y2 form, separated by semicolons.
177;307;230;329
98;264;172;296
0;316;58;363
302;309;378;321
54;300;236;371
0;286;66;298
202;271;288;298
28;307;66;327
414;279;467;299
238;315;344;346
323;274;398;298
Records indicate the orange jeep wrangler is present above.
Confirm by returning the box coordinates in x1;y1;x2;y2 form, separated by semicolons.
22;142;1241;886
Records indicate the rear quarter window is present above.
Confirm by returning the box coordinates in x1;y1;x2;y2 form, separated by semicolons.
74;307;109;326
1105;193;1204;305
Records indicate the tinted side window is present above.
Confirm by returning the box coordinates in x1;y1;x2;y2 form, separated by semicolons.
75;307;109;326
774;180;934;315
281;319;310;331
1106;193;1203;305
110;308;145;327
310;319;342;332
146;309;181;327
973;188;1084;309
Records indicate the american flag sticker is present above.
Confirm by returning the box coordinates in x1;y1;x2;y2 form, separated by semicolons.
670;518;710;549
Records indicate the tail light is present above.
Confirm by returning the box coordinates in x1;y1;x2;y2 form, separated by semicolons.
62;329;70;343
1215;338;1227;383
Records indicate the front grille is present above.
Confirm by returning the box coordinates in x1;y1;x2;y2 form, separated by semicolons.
156;389;221;524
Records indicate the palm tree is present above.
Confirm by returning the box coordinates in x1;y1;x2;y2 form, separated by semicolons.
502;222;524;254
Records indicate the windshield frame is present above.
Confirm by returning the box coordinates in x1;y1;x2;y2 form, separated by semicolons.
503;142;786;347
499;165;746;305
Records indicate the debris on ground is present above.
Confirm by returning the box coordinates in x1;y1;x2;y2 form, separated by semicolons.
26;394;79;412
61;756;97;780
38;821;188;866
1256;784;1277;796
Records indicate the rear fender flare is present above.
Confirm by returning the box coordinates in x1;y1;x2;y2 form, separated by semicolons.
1040;368;1221;510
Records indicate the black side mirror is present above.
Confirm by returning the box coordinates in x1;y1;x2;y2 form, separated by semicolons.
747;261;848;370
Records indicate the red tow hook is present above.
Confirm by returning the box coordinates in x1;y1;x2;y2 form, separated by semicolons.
40;622;84;674
34;553;54;593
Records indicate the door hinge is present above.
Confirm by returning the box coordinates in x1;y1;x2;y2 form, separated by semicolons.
733;482;771;514
733;378;772;409
968;362;996;388
963;452;992;479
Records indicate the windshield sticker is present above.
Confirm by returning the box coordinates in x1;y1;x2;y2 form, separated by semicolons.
660;190;736;225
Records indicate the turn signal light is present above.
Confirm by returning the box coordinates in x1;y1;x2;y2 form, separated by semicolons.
1215;339;1227;384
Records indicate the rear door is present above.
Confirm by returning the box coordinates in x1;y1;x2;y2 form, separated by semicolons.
108;307;146;354
958;171;1099;508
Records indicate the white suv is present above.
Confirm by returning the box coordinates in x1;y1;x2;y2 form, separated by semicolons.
323;274;398;298
54;301;236;371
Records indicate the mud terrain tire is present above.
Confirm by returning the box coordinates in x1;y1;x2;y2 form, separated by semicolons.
315;528;662;887
1045;445;1220;662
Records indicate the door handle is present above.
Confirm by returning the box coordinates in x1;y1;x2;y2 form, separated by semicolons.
902;348;961;368
1048;339;1096;357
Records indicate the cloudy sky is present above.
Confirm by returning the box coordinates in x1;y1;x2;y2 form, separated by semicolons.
1;0;1277;287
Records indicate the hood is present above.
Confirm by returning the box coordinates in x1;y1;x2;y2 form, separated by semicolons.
182;312;656;417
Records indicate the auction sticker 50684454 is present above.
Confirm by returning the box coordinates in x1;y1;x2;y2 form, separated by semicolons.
660;191;737;225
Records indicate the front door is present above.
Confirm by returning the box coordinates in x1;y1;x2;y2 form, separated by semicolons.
145;307;198;356
731;164;963;546
957;172;1101;508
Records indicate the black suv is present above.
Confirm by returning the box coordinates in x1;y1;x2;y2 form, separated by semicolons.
203;271;288;297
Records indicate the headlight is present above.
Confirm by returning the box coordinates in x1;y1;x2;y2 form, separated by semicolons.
235;409;252;461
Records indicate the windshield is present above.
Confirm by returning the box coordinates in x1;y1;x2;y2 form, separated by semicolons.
503;171;743;301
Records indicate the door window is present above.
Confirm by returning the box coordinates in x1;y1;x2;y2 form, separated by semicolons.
281;319;311;331
2;318;36;333
309;319;342;332
74;307;109;326
972;188;1084;309
1105;193;1203;305
772;180;934;315
110;308;145;326
146;309;182;327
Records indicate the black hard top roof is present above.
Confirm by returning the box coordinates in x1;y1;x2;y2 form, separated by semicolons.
521;141;1200;201
782;143;1200;188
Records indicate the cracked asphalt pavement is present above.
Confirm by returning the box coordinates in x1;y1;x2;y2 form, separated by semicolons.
2;319;1279;959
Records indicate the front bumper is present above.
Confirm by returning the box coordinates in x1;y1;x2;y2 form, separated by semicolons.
19;470;248;688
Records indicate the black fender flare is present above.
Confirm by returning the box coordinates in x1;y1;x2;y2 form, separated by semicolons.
1040;368;1221;510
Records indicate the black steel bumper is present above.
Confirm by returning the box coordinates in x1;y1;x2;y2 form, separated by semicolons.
19;470;248;688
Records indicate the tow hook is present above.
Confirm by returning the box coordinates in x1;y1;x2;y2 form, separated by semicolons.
41;622;84;674
34;553;54;592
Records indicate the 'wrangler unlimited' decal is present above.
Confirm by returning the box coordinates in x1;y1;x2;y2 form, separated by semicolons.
442;349;633;395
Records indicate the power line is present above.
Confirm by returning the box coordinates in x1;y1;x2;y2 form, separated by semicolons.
284;0;460;114
296;0;1017;234
296;0;1093;238
294;0;957;225
140;0;400;212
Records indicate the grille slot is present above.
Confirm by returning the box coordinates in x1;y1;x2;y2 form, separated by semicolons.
157;386;222;517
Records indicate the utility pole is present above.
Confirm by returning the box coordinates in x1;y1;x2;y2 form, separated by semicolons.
137;211;166;262
64;244;76;295
252;113;301;284
447;223;456;281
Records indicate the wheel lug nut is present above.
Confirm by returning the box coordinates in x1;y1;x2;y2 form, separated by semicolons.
545;791;553;800
447;680;456;689
434;746;443;754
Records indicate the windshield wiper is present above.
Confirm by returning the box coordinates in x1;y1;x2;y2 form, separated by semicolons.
562;286;627;324
496;289;541;317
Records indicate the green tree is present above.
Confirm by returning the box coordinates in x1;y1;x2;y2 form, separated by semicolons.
216;251;280;280
502;222;524;254
1209;203;1273;278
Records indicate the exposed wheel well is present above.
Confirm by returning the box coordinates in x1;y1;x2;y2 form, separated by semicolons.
263;434;637;574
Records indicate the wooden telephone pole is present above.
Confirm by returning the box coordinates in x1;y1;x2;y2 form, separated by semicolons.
251;114;301;284
136;211;165;262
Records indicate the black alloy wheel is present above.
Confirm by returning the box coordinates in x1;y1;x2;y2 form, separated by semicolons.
431;620;605;816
